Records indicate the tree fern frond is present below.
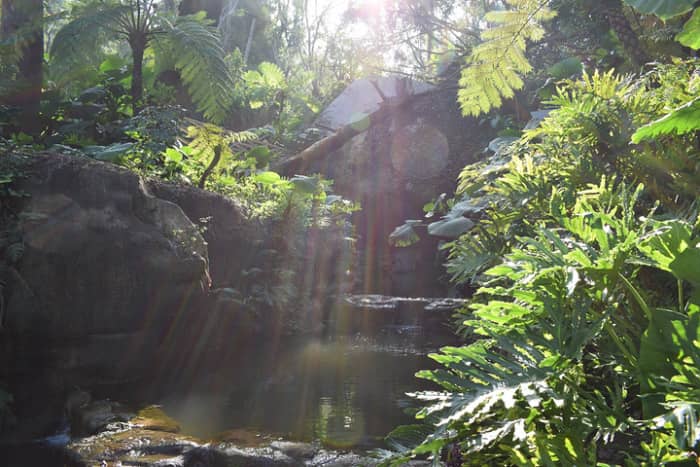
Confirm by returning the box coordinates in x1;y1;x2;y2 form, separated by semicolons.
458;0;556;117
49;3;130;68
158;16;235;124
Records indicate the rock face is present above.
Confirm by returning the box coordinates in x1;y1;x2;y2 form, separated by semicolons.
4;153;209;338
308;79;494;296
65;410;389;467
0;153;245;390
148;180;261;290
0;152;354;391
313;76;435;132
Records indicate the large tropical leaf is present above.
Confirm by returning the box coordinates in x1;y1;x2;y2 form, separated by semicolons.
623;0;695;20
632;97;700;143
159;15;235;124
676;8;700;49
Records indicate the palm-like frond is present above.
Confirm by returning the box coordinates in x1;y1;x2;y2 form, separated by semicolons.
49;3;131;69
158;16;235;124
458;0;556;117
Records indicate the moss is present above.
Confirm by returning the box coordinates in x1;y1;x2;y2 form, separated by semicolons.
131;405;181;433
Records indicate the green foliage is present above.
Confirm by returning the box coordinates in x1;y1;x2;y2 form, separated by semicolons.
622;0;695;20
387;61;700;466
243;62;287;110
49;4;132;71
50;1;234;122
390;180;700;465
632;96;700;142
458;0;556;117
154;14;235;123
676;8;700;49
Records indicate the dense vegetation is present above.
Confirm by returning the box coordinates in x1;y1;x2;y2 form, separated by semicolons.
1;0;700;465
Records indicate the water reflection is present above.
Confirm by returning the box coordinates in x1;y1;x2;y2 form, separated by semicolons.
157;336;436;450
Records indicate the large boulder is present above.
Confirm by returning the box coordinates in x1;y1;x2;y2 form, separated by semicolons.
313;76;435;132
147;180;261;290
0;153;217;385
308;79;494;296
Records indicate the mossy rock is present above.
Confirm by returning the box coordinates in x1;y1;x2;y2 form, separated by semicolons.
131;405;181;433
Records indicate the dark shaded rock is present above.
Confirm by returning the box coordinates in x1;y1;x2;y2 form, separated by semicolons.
70;399;133;437
66;427;199;466
4;153;208;339
0;152;217;389
148;180;261;290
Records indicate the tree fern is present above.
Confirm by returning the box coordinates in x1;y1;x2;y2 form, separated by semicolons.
49;3;131;69
458;0;556;117
184;121;256;187
51;2;235;121
157;15;235;123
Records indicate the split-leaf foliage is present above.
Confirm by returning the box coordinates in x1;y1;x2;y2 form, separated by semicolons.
383;59;700;465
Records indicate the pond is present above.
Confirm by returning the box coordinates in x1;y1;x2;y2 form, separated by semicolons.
153;335;442;450
0;297;460;465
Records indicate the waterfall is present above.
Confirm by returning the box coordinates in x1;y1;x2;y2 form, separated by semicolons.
218;0;241;52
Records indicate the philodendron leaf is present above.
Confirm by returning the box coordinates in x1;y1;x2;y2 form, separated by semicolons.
428;217;475;238
85;143;134;162
389;220;421;247
638;220;693;271
289;175;320;195
623;0;694;20
254;171;282;185
669;248;700;285
632;97;700;143
677;8;700;49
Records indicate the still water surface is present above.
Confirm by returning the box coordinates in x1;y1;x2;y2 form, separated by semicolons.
154;335;441;449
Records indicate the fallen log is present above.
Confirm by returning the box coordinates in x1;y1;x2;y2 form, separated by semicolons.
272;100;396;174
273;84;450;175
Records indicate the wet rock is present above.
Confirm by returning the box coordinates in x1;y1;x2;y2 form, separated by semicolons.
71;400;134;437
269;440;317;460
66;427;198;466
132;406;181;433
186;445;297;467
338;294;466;344
64;402;385;467
307;450;379;466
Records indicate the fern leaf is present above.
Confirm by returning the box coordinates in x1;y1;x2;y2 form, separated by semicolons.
458;0;556;117
50;3;130;68
159;16;235;124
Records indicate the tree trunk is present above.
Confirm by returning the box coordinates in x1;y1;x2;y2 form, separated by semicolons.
1;0;44;136
129;35;147;114
243;16;256;64
602;0;649;66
